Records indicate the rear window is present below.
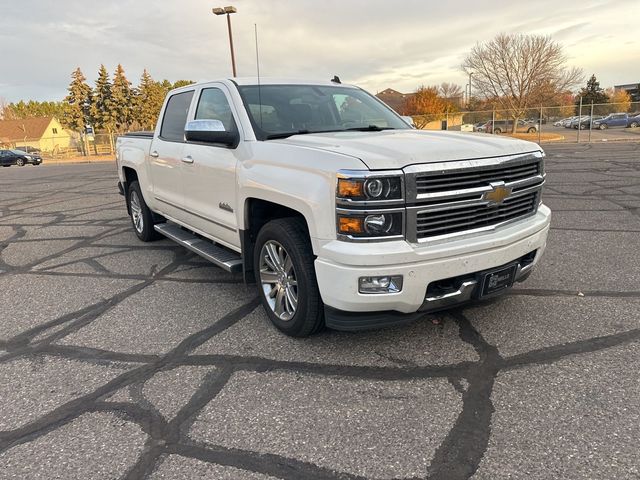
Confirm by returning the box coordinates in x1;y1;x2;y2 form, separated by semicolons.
160;91;194;142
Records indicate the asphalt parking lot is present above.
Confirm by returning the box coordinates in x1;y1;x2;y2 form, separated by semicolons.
543;124;640;143
1;142;639;480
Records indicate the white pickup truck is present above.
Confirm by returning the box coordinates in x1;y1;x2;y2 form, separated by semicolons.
116;78;550;337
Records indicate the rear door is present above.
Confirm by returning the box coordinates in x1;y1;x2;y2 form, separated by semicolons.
180;84;243;249
148;89;195;219
612;114;627;127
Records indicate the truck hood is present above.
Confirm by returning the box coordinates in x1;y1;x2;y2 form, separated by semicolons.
274;129;541;170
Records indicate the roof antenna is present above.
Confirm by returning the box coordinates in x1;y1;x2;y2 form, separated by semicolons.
255;23;263;129
331;75;341;84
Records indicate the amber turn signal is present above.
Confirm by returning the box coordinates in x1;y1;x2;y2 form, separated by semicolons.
338;216;364;234
337;179;364;198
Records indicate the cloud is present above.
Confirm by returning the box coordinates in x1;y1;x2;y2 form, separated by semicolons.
0;0;638;102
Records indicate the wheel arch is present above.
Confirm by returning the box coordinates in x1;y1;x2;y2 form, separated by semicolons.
240;197;314;284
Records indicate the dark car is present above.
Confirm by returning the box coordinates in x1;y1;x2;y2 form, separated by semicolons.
0;149;43;167
13;145;42;155
627;113;640;128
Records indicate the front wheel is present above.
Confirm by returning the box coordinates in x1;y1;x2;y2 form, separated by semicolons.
527;127;536;133
127;181;161;242
599;124;608;130
630;122;639;128
16;158;25;166
254;218;324;337
493;128;502;134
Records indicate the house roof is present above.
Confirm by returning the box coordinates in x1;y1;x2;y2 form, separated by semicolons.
0;117;54;141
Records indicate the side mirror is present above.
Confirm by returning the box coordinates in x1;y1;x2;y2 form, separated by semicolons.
401;116;415;128
185;119;238;147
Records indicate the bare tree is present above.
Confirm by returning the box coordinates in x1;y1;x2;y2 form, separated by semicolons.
439;82;463;100
462;33;582;132
0;97;9;120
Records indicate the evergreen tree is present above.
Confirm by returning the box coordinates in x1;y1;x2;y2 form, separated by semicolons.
4;100;66;119
90;65;115;133
62;67;92;133
575;74;609;114
133;69;166;131
112;64;134;132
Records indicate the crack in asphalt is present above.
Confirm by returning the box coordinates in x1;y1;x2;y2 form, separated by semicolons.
0;144;639;479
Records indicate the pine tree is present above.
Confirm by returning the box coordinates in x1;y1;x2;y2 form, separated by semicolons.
90;65;115;133
133;69;166;131
62;67;92;133
112;64;134;132
575;74;609;114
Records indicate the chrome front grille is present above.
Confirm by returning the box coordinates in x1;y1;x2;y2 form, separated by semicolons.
415;191;538;239
415;161;541;194
405;152;544;242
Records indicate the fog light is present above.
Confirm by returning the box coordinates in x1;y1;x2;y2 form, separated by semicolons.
358;275;403;294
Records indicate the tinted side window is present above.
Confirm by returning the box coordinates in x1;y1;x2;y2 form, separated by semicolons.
160;91;194;142
195;88;237;132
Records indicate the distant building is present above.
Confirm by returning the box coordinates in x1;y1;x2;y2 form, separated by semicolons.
614;83;640;103
0;117;73;152
376;88;412;114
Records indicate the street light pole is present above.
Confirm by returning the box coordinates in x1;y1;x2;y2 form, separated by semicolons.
468;72;474;107
212;6;238;77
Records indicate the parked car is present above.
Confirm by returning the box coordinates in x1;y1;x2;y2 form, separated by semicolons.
592;113;631;129
116;78;549;336
554;118;570;127
13;146;42;155
562;116;579;128
571;116;604;130
484;119;538;134
627;113;640;128
0;149;43;167
473;122;487;132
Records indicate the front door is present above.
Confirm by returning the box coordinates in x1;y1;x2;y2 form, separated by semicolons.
180;85;241;249
148;89;194;220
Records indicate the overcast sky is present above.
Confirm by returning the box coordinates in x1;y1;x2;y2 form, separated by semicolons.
1;0;639;102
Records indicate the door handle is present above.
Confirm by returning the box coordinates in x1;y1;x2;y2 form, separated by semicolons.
150;151;159;158
181;155;194;164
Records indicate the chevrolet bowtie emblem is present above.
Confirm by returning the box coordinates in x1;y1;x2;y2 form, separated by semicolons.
482;183;512;205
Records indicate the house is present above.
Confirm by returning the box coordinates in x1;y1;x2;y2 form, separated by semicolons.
0;117;73;153
376;88;412;114
614;83;640;103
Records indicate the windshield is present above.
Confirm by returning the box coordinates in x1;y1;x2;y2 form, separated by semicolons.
11;150;27;155
236;84;410;140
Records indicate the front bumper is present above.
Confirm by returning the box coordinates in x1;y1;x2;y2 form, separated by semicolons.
315;205;550;328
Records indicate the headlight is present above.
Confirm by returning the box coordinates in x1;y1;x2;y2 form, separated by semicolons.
337;211;403;239
25;155;32;160
336;174;403;203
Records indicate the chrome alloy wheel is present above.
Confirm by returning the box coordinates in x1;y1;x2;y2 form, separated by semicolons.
259;240;298;321
130;190;144;234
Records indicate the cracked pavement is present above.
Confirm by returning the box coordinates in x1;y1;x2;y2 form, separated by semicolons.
0;142;639;479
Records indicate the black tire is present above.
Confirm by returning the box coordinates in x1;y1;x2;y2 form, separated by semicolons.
630;122;639;128
253;217;324;337
494;128;502;134
599;124;607;130
16;158;25;167
127;181;161;242
527;127;536;133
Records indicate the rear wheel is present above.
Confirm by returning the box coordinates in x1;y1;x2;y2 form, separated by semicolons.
127;181;161;242
494;128;502;134
527;127;536;133
16;158;25;166
630;122;639;128
254;218;324;337
599;124;608;130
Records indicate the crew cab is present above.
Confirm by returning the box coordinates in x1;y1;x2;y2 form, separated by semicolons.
116;78;550;337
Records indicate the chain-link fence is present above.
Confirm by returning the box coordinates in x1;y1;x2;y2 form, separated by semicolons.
414;101;640;144
0;132;118;159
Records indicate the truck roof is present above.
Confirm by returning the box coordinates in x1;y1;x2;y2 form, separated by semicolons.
188;77;357;88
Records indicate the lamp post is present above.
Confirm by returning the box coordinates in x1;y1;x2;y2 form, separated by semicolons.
467;72;474;108
212;6;238;77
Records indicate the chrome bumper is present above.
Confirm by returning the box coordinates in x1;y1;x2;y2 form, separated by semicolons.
418;261;534;313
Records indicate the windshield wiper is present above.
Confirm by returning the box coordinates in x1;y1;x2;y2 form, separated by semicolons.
265;130;310;140
344;125;396;132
